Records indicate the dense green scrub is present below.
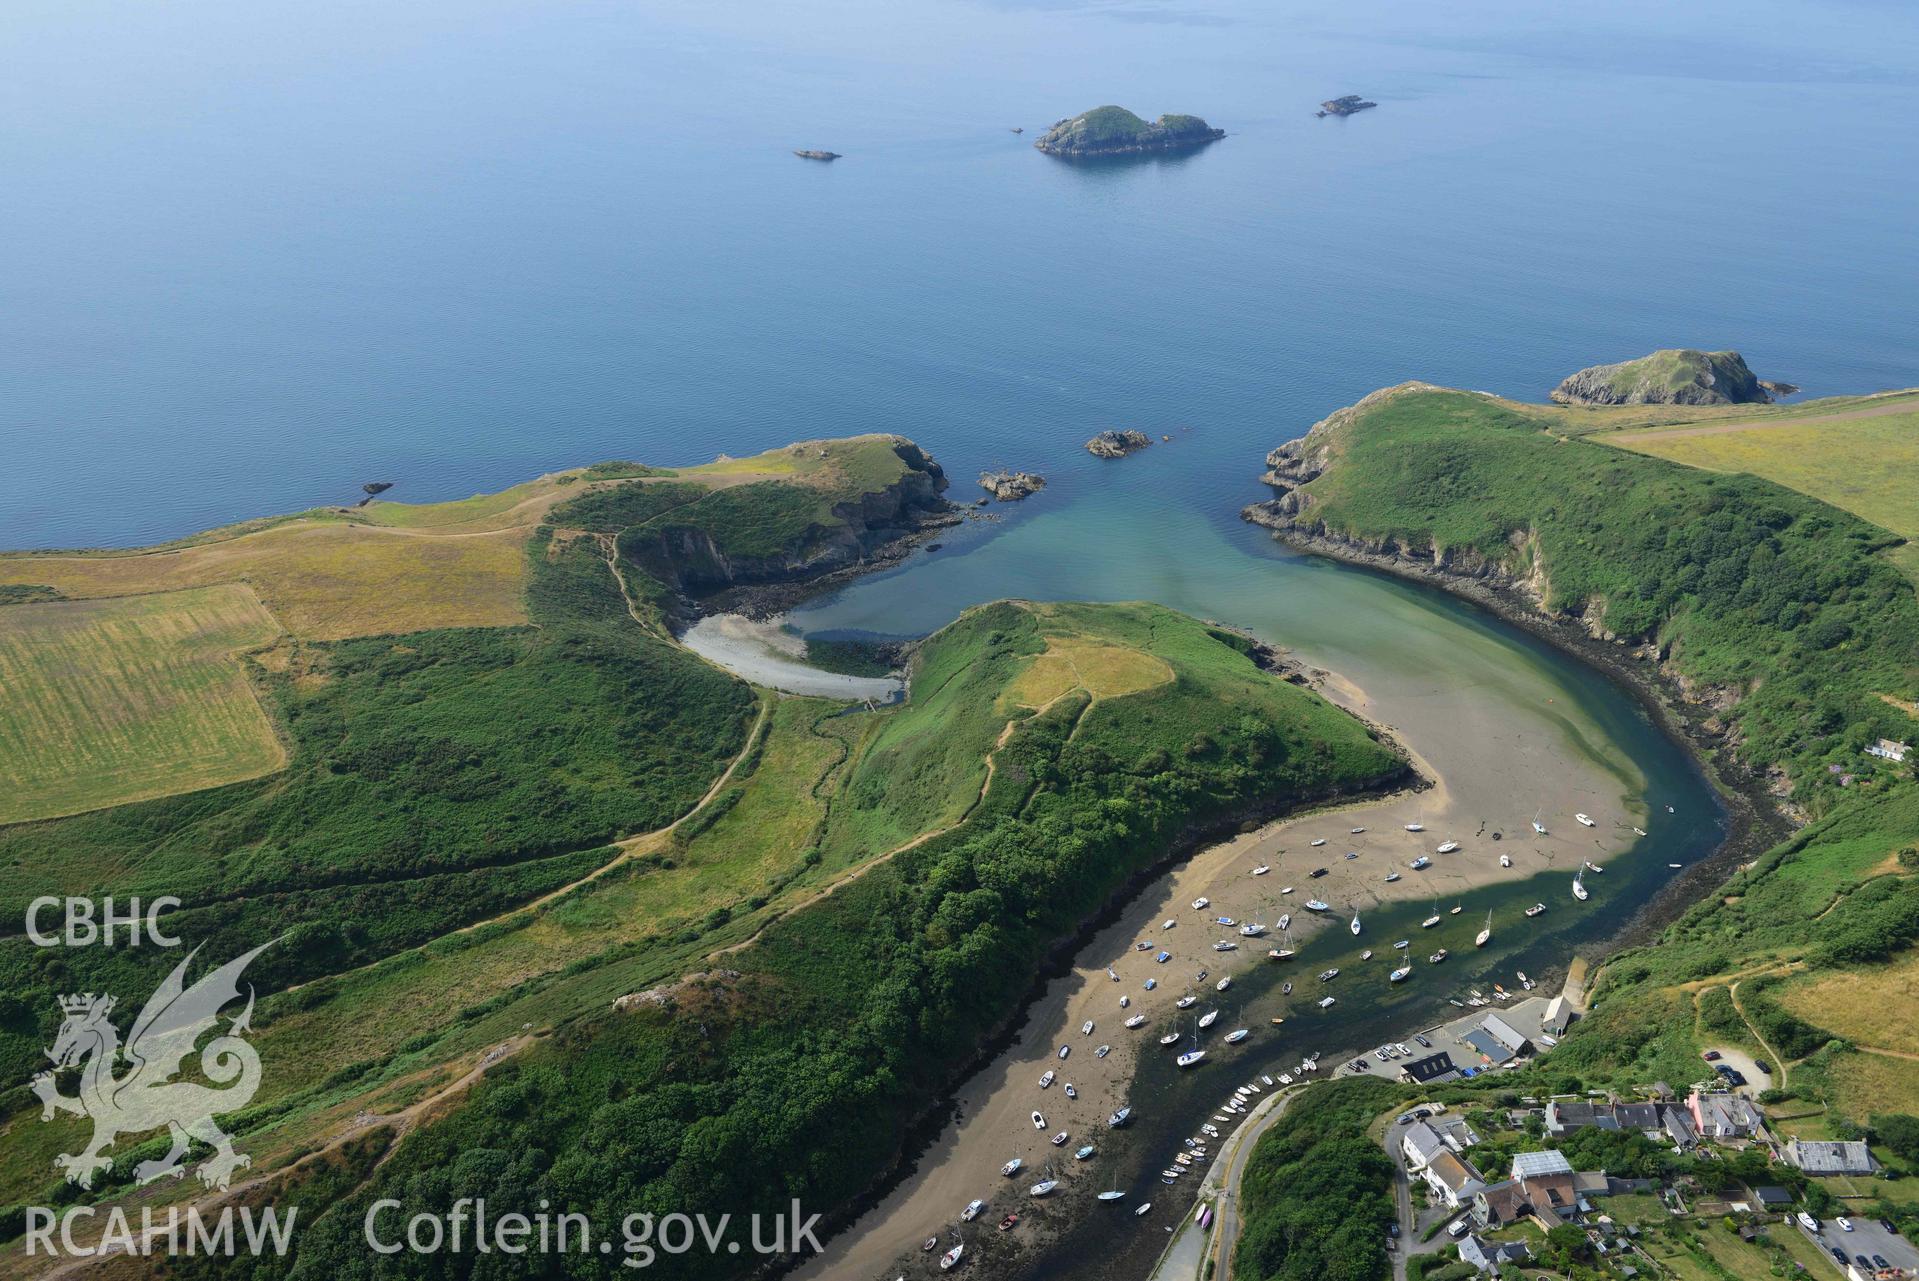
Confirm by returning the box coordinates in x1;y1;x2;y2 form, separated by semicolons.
1234;1078;1403;1281
1278;387;1919;803
1554;788;1919;1088
277;601;1405;1278
1263;383;1919;1131
0;532;752;1086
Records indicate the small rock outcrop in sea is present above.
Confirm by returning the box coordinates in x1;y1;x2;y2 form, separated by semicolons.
1034;107;1224;157
793;149;841;161
1550;349;1775;406
1317;95;1377;117
1759;379;1801;398
979;470;1047;502
1085;429;1153;459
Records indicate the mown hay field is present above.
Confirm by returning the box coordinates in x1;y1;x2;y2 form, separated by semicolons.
0;584;286;823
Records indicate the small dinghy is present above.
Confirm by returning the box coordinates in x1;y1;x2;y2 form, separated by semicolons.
1393;938;1409;949
1191;897;1209;910
1281;980;1292;994
1039;1070;1055;1088
1310;838;1326;846
1050;1131;1068;1147
1075;1144;1096;1160
1499;853;1512;868
1318;967;1339;981
1251;865;1269;876
1575;813;1595;827
1404;822;1424;832
1064;1082;1077;1099
1107;1106;1132;1127
1409;856;1431;870
1525;902;1547;917
1082;1019;1094;1035
1120;995;1130;1008
1125;1014;1146;1028
1002;1158;1023;1176
1360;948;1374;960
1135;1203;1152;1217
1317;996;1335;1008
998;1213;1019;1231
1031;1111;1046;1129
963;1198;985;1221
1384;871;1401;882
1095;1043;1111;1057
1305;899;1329;912
1215;976;1231;991
1213;940;1238;952
1436;840;1461;853
1429;949;1448;964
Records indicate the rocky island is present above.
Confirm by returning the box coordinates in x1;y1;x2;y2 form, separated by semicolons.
1033;106;1224;158
1550;348;1776;406
793;149;841;161
978;469;1046;501
1317;94;1377;117
1085;428;1153;458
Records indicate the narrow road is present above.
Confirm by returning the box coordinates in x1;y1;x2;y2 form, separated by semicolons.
1202;1087;1300;1281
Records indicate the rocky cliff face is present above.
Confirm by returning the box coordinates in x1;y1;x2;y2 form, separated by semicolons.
624;442;951;595
1549;349;1772;406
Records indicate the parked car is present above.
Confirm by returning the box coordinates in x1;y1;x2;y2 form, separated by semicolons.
1872;1254;1890;1269
1830;1246;1848;1264
1715;1064;1747;1086
1836;1217;1853;1232
1447;1218;1470;1238
1701;1050;1721;1061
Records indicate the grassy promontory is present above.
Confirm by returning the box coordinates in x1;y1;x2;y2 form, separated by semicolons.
0;435;1409;1275
217;600;1407;1279
1240;378;1919;1190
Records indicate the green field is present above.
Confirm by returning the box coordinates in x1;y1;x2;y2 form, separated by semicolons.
0;584;285;823
1605;392;1919;584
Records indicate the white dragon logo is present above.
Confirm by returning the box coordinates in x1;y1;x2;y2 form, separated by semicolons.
33;941;272;1191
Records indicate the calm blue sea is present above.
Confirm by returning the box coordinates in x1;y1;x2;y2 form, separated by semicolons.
3;0;1917;550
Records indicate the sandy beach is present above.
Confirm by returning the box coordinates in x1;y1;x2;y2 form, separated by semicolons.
794;662;1654;1280
680;612;905;700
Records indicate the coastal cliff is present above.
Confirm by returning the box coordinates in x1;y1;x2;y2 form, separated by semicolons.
1550;348;1773;406
618;438;951;597
1034;106;1224;157
1242;380;1919;818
